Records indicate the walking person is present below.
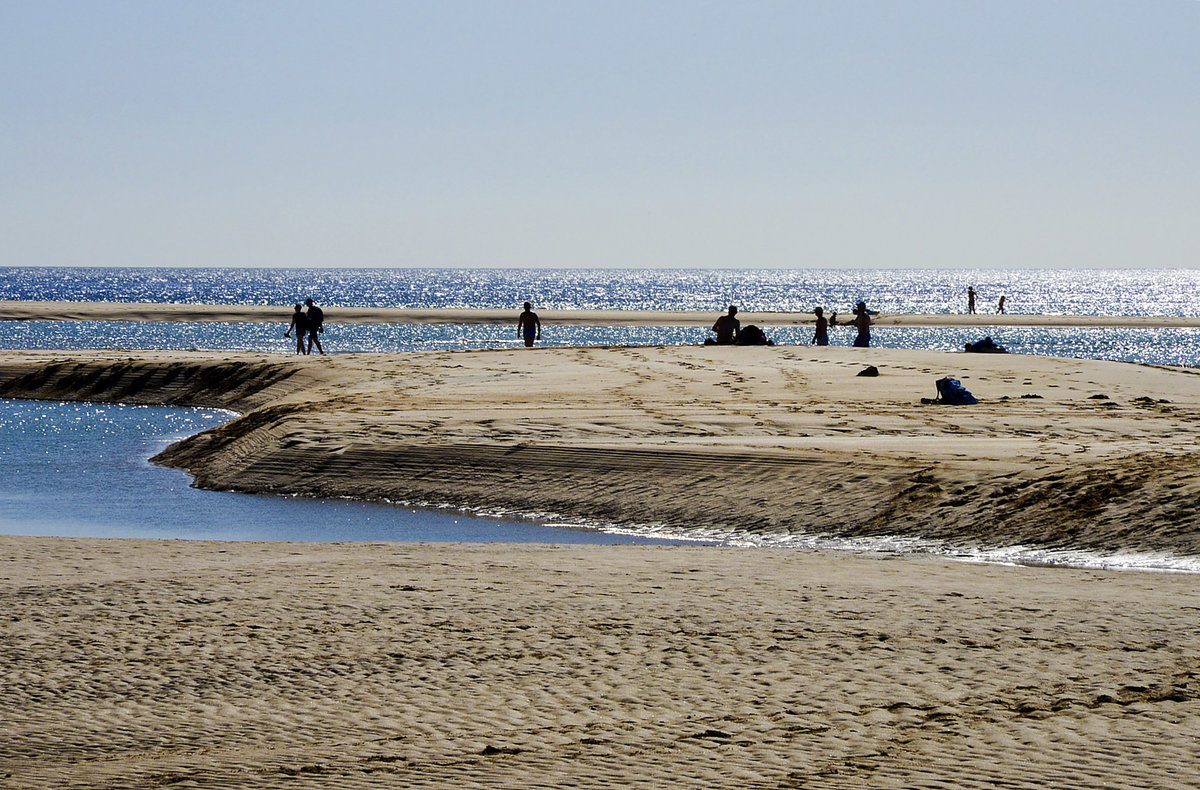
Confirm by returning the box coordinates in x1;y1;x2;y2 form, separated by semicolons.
517;302;541;347
997;295;1006;314
305;298;325;355
284;304;309;355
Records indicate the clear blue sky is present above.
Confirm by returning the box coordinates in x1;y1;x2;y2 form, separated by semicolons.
3;1;1197;268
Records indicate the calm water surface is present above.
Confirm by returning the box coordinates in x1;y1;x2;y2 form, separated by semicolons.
0;399;703;545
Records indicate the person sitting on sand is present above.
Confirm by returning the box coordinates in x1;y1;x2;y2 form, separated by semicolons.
709;306;740;345
284;304;309;355
851;301;871;348
518;302;541;347
812;307;829;346
305;298;325;355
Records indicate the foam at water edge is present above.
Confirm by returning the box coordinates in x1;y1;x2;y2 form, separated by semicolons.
415;497;1200;574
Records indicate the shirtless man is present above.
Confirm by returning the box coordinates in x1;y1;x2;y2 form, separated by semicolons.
517;302;541;347
852;301;871;348
710;306;740;345
812;307;829;346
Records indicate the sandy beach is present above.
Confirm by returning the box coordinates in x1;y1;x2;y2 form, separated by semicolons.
3;303;1200;787
3;535;1199;789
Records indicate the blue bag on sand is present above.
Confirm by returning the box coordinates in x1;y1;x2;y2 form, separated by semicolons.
935;377;977;405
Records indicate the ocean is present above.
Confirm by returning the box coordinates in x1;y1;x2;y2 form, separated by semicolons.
5;266;1200;365
2;267;1198;568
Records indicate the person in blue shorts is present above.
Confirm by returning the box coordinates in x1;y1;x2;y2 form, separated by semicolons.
518;302;541;347
852;301;871;348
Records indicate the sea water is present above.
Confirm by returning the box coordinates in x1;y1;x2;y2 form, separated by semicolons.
0;399;703;545
4;267;1199;365
5;266;1200;316
3;267;1199;566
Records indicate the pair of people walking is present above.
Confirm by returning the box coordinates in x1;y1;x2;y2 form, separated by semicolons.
285;298;325;355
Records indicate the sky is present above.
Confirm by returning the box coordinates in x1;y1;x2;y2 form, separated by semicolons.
2;1;1198;269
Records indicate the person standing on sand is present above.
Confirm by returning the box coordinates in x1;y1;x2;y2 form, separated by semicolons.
518;302;541;347
851;301;871;348
709;305;740;345
284;304;309;355
968;286;977;314
305;298;325;355
997;294;1006;314
811;307;829;346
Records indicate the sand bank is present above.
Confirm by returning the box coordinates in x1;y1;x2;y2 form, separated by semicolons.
3;535;1199;789
5;299;1200;327
1;345;1199;556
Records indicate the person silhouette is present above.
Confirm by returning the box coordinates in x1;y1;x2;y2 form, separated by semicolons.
997;295;1006;314
517;302;541;347
968;286;977;314
710;306;740;345
852;301;871;348
812;307;829;346
305;298;325;355
284;304;309;355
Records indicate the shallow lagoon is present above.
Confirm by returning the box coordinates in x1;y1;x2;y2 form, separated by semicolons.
0;399;702;545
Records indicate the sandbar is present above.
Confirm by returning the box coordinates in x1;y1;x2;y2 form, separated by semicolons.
5;299;1200;327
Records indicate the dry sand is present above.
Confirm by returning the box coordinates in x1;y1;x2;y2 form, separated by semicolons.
2;536;1199;789
3;304;1200;788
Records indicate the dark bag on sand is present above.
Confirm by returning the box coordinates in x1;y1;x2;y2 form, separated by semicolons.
735;325;774;346
933;377;977;405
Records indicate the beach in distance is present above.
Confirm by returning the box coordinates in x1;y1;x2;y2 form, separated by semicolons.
3;304;1200;788
7;298;1200;328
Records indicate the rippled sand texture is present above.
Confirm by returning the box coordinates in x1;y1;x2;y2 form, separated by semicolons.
2;345;1200;555
2;536;1199;789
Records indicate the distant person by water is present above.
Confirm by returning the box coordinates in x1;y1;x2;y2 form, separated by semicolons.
968;286;977;314
708;305;739;345
518;302;541;347
997;295;1006;314
305;298;325;355
284;304;309;355
852;301;871;347
812;307;829;346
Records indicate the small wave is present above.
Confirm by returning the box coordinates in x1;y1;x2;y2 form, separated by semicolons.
417;498;1200;573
